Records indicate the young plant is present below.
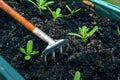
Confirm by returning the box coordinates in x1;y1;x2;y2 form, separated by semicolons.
20;40;39;60
117;26;120;36
68;26;98;42
28;0;54;15
74;71;81;80
48;7;64;24
66;5;81;15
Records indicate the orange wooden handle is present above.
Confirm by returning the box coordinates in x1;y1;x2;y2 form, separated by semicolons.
0;0;35;31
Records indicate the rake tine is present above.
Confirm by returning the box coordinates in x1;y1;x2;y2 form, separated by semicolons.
42;53;47;64
60;47;63;57
52;52;55;61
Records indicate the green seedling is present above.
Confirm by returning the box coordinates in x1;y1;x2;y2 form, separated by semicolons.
20;40;39;60
28;0;54;15
48;7;64;24
66;5;81;15
68;26;98;42
74;71;81;80
117;26;120;36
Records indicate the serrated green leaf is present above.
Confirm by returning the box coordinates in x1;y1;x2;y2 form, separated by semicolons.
87;26;98;37
68;33;81;38
81;26;89;33
56;8;61;14
20;47;26;54
79;26;89;38
45;1;54;6
31;51;39;55
28;0;38;8
37;0;41;3
48;7;52;13
66;5;72;12
74;8;81;13
26;40;33;53
74;71;81;80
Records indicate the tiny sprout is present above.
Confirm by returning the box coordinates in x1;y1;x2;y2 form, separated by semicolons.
48;7;64;24
74;71;81;80
117;26;120;36
66;5;81;15
28;0;54;15
68;26;98;42
20;40;39;60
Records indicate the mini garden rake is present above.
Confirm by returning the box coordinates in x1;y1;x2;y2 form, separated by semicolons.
0;0;69;63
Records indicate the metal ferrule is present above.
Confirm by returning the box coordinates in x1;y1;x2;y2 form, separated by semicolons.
32;27;55;44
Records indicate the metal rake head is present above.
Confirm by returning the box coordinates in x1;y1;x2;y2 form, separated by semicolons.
41;39;69;64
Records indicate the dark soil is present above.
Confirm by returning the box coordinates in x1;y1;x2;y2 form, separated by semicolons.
0;0;120;80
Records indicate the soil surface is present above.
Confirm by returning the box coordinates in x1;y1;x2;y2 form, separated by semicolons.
0;0;120;80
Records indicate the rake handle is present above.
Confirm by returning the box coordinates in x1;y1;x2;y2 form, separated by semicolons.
0;0;34;31
0;0;55;44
